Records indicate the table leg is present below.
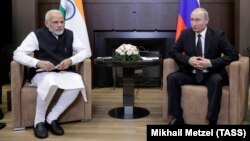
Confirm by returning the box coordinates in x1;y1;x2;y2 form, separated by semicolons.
108;67;149;119
123;68;134;107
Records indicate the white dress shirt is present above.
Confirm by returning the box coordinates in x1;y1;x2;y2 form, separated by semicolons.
195;27;207;58
194;27;209;73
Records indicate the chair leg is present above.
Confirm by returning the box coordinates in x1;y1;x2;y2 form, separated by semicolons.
0;83;2;104
7;90;11;111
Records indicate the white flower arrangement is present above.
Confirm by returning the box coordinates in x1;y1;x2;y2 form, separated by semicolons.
114;44;140;62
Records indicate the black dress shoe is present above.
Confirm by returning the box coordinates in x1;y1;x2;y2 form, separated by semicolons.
34;122;48;139
209;120;217;125
0;122;6;129
47;120;64;135
168;117;185;125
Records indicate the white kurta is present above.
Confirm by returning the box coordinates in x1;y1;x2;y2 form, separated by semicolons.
13;31;91;102
31;71;87;101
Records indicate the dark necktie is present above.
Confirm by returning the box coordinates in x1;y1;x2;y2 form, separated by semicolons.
195;34;203;82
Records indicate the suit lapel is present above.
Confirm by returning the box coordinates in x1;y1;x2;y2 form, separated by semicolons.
205;28;212;57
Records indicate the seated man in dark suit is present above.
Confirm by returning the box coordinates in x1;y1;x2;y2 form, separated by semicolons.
167;7;239;125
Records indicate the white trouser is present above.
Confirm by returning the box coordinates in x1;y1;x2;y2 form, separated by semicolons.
34;89;79;126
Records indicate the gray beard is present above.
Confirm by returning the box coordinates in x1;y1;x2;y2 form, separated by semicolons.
48;27;64;36
53;29;64;36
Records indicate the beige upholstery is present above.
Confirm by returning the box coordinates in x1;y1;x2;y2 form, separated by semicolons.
162;56;249;124
11;59;92;130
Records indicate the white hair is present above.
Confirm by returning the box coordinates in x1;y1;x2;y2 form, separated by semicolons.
45;9;63;22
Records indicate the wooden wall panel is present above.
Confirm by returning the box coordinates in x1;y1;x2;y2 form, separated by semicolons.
38;0;60;28
12;0;242;52
235;0;250;54
12;0;38;46
202;3;235;46
13;0;238;43
31;0;236;43
156;3;179;30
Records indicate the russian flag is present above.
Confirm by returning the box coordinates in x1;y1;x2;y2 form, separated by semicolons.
175;0;200;41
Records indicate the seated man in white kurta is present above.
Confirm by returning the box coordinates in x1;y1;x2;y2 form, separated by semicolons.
13;9;91;139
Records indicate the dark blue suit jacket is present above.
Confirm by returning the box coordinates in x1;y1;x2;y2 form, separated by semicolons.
169;27;239;74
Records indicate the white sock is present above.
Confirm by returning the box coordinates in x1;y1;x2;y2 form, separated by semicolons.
34;93;55;127
46;89;79;124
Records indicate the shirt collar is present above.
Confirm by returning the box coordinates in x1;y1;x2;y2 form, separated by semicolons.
196;27;207;38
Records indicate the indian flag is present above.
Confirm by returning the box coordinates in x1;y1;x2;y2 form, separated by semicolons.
59;0;90;51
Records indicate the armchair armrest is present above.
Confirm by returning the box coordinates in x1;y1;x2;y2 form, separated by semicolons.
228;56;249;124
11;60;25;92
11;60;25;128
77;58;92;100
76;58;92;120
162;58;179;91
162;58;179;121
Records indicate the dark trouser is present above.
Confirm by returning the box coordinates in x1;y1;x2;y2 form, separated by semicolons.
167;70;229;122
